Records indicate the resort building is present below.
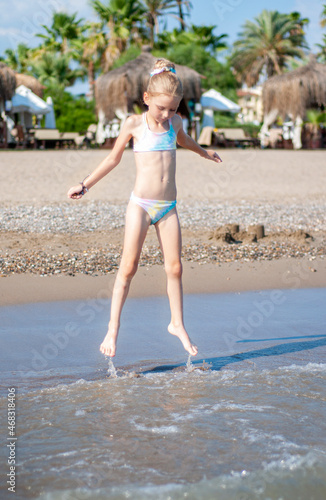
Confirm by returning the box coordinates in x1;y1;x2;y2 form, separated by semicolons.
236;87;263;124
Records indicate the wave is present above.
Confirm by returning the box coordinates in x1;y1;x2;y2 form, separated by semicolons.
35;451;326;500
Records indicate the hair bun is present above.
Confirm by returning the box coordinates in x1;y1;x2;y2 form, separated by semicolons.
150;66;176;77
147;58;183;98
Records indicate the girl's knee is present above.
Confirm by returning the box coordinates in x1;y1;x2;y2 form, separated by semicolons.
120;259;138;281
165;261;182;279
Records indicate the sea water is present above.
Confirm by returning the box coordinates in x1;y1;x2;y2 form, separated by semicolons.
1;289;326;500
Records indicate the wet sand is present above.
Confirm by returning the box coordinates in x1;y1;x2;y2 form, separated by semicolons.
1;257;325;306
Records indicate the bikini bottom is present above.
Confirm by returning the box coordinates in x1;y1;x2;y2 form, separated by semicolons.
130;192;177;225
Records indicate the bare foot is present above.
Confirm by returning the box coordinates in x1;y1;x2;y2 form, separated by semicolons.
100;326;118;357
168;323;198;356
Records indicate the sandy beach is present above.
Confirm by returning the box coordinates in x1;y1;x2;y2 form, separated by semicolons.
0;148;325;305
1;149;326;500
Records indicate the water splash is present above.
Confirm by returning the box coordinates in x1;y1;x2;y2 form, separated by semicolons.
186;354;193;372
107;357;117;378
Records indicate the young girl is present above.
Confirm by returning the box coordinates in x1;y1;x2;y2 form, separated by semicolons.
68;58;222;358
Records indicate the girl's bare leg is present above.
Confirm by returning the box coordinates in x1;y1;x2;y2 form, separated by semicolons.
100;202;150;357
155;209;198;356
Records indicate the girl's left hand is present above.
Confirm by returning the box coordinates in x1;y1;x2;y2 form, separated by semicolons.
206;150;222;163
67;184;84;199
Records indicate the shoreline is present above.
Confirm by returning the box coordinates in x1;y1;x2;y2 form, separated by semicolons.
1;257;325;306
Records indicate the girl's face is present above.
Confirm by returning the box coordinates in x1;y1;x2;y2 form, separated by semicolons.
144;93;181;124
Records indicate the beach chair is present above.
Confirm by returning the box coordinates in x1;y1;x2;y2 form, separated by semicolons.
217;128;259;148
60;132;80;149
31;129;61;149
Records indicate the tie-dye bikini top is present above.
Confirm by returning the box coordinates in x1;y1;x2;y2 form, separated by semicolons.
133;113;177;152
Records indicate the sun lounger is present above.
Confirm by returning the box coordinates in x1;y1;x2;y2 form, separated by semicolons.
32;129;61;141
30;129;81;149
217;128;260;148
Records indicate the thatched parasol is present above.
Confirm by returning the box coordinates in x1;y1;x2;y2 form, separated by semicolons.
15;73;45;98
95;49;202;121
0;62;16;103
262;57;326;119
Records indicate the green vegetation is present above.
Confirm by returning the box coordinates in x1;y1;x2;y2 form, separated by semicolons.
305;109;326;128
1;1;323;134
45;90;96;133
2;43;30;73
213;113;260;138
161;44;237;100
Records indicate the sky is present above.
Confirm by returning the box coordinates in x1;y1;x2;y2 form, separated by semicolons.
0;0;324;94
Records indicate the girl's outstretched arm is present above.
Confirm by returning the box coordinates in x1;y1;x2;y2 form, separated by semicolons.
175;115;222;164
67;117;135;199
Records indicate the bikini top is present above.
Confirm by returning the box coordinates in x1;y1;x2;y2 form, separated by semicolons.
133;113;177;152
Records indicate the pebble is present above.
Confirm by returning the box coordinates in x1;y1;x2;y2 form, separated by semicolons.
0;240;324;276
0;199;325;233
0;200;325;276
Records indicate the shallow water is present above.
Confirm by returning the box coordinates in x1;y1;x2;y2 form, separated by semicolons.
1;289;326;500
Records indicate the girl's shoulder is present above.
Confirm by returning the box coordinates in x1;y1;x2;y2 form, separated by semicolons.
171;114;183;133
125;114;143;127
123;114;144;136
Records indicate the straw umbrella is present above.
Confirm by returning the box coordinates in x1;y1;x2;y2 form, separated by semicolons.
15;73;45;98
0;62;17;106
0;63;16;147
95;49;202;131
261;57;326;148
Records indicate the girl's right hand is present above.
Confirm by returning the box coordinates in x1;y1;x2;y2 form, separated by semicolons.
67;184;84;199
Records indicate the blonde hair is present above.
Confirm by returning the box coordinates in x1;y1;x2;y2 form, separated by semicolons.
147;58;183;99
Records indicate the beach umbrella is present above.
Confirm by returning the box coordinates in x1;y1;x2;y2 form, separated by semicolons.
200;89;240;129
44;96;56;128
15;73;45;98
200;89;241;113
0;62;16;105
262;56;326;120
11;85;50;115
261;56;326;149
95;48;202;122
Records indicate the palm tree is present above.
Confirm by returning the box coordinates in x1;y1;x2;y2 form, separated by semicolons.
183;25;227;54
142;1;192;46
36;12;85;54
3;44;30;73
320;4;326;27
31;52;85;91
91;0;145;69
143;1;177;47
155;25;227;54
176;0;192;31
71;23;107;99
317;4;326;62
231;10;308;86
